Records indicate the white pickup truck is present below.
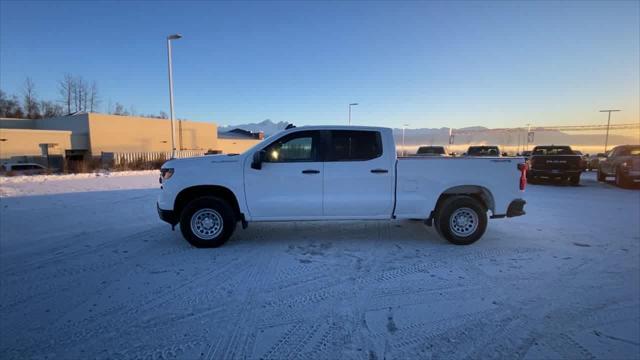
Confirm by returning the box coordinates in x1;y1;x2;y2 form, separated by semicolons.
157;126;527;248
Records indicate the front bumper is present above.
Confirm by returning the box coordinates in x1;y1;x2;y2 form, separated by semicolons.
157;203;178;225
529;169;581;177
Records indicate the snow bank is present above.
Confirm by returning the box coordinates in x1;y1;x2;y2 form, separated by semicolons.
0;171;159;197
0;170;159;184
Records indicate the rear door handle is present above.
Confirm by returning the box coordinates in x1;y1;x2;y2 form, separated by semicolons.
302;169;320;174
370;169;389;174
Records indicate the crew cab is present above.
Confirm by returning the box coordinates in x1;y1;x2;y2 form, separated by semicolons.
528;145;583;185
157;126;527;248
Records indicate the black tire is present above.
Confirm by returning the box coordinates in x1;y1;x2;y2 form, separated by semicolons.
435;196;488;245
597;169;605;182
179;196;236;248
569;175;580;186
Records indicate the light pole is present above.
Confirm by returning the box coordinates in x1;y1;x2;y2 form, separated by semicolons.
402;124;409;156
167;33;182;158
348;103;358;125
600;109;621;153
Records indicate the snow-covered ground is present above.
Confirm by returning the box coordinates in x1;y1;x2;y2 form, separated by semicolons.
1;172;638;359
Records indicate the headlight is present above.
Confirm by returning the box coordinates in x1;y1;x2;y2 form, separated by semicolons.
160;168;174;183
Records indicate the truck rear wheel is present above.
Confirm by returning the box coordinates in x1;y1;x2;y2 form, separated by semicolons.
436;196;487;245
179;196;236;248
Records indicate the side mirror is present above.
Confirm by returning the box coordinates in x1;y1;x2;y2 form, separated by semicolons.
251;150;264;170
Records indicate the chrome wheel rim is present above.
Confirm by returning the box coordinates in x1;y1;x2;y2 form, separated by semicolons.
449;207;479;237
190;208;223;240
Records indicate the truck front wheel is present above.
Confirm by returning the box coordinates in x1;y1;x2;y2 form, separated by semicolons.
569;175;580;186
179;196;236;248
616;168;631;189
436;196;487;245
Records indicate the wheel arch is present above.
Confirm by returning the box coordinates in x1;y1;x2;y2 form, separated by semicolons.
433;185;495;216
174;185;242;222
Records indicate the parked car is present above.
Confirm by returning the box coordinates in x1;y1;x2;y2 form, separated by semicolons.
527;145;583;185
0;163;48;176
586;153;607;171
157;126;527;248
597;145;640;188
465;146;501;157
415;146;447;156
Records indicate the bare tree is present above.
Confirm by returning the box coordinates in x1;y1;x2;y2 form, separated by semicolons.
39;100;64;118
0;90;25;118
89;81;99;112
113;102;129;116
73;76;88;112
23;77;40;119
58;74;74;114
81;79;88;111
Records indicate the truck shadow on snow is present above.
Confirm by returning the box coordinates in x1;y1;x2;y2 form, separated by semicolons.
1;187;506;261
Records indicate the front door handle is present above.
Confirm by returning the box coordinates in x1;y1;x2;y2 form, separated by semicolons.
370;169;389;174
302;169;320;174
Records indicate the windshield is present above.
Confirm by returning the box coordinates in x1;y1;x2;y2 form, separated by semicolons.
467;146;499;156
618;146;640;156
532;146;574;155
239;130;282;155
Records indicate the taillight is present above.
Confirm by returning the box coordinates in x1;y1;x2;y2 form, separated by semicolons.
517;163;527;191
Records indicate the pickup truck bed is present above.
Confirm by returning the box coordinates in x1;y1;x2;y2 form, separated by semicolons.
396;156;525;219
158;126;526;248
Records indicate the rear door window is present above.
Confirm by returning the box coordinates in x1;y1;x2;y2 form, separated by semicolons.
328;130;382;161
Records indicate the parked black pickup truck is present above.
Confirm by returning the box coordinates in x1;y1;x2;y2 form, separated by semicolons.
528;145;584;185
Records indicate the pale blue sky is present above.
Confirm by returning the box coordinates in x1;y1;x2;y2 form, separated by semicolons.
1;0;638;128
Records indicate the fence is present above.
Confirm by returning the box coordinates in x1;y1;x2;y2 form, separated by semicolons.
109;150;208;167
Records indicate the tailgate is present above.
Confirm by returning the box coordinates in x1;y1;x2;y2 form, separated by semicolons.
531;155;581;171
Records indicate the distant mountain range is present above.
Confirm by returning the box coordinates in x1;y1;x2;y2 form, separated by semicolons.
219;120;637;153
219;119;289;136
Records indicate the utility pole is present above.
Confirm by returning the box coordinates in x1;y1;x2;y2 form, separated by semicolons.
600;110;621;153
167;33;182;159
348;103;358;125
402;124;409;156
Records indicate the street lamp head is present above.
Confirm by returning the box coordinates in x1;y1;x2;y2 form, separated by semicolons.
167;34;183;40
349;103;359;106
599;109;620;112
